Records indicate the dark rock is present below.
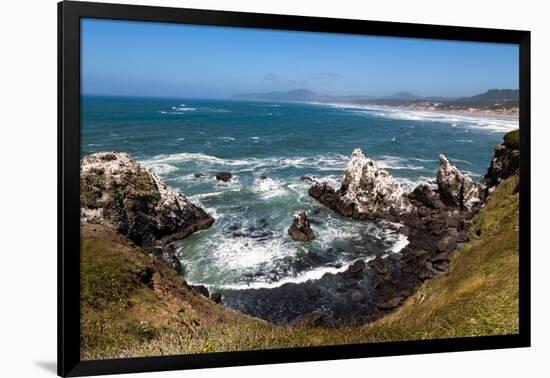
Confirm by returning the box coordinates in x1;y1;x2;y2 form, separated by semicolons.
306;286;320;298
193;173;206;178
367;257;387;275
190;285;209;298
342;259;366;278
430;252;450;262
210;292;222;304
408;184;445;209
437;234;458;253
215;171;232;182
300;175;316;182
288;210;315;241
484;133;520;188
259;175;268;180
351;290;367;303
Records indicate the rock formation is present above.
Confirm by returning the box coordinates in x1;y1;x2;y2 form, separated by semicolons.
437;154;484;211
309;149;412;220
288;210;315;241
484;130;520;188
215;171;232;182
80;151;214;271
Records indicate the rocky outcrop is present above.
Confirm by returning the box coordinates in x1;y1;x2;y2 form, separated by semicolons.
288;211;315;241
309;149;412;220
484;130;520;188
80;152;214;271
215;172;232;182
437;154;484;211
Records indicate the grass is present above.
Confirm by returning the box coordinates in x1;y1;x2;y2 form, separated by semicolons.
504;129;520;149
81;175;519;360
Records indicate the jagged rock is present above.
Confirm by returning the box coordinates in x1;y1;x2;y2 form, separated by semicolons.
342;259;366;278
193;172;205;178
408;184;445;210
80;152;214;269
437;233;458;253
259;175;268;180
437;154;484;211
215;171;232;182
309;149;411;219
484;131;520;188
288;210;315;241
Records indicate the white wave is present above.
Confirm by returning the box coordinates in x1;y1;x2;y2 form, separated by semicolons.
309;101;518;132
219;136;236;142
142;162;178;175
253;177;287;199
396;176;435;191
377;155;426;171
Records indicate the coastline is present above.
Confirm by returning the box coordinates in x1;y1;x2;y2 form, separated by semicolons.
306;100;519;122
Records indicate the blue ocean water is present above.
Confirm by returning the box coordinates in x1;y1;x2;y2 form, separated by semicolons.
81;95;517;292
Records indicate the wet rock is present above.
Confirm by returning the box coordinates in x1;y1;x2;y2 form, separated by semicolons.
367;257;387;275
300;175;317;182
80;152;214;270
215;171;232;182
190;285;209;298
193;172;205;178
342;259;366;278
288;210;315;241
259;175;268;180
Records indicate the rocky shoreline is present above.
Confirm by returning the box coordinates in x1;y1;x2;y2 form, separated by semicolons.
79;130;519;326
304;132;518;322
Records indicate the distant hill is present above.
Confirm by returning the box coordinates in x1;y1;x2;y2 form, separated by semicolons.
460;89;519;101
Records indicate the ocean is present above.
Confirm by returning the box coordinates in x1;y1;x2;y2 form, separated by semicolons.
81;95;518;322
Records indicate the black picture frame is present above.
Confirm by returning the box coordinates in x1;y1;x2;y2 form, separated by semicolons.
58;1;531;376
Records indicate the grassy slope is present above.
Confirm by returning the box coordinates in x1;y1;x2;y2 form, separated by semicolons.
81;176;519;360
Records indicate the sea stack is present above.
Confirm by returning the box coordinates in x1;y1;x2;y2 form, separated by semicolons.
309;148;411;220
288;210;315;241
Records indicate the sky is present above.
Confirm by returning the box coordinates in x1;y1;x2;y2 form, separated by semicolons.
81;18;519;99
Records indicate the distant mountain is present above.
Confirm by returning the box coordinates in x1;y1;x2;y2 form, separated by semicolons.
457;89;519;102
232;89;319;102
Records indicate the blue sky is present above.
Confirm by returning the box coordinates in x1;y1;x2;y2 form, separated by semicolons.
81;18;519;99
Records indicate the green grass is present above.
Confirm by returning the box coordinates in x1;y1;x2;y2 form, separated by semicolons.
504;129;520;148
81;176;519;359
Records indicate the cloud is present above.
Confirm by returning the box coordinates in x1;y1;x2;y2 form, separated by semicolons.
262;73;281;82
311;71;341;80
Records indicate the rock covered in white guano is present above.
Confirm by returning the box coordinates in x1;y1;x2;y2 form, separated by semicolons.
340;148;412;218
436;154;484;211
80;152;215;256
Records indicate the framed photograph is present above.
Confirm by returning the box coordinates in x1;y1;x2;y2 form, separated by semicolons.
58;1;530;376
